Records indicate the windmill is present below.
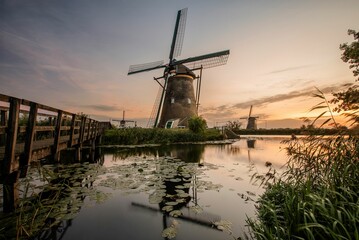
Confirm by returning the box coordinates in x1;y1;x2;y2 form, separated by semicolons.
240;105;259;130
128;8;230;128
112;110;137;128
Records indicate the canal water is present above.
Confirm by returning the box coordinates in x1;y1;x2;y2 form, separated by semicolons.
0;136;289;240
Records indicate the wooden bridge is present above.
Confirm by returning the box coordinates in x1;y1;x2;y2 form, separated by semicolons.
0;93;110;212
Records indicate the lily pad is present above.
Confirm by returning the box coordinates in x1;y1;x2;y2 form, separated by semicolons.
169;210;182;217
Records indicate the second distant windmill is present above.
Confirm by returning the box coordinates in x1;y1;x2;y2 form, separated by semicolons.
128;8;230;128
240;105;259;130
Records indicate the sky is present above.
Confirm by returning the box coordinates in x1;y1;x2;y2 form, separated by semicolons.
1;0;358;128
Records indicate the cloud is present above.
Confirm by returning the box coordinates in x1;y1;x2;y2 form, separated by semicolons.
80;104;121;112
267;65;312;74
201;82;352;119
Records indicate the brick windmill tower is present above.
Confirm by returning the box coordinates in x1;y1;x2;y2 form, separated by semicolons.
128;8;230;128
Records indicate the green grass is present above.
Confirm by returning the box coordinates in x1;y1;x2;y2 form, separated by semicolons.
246;135;359;240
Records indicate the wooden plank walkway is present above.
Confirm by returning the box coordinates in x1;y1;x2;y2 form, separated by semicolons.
0;93;110;212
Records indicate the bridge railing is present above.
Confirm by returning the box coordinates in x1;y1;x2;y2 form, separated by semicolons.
0;93;106;179
0;93;111;212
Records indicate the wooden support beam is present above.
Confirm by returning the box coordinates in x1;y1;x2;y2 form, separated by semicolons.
3;172;19;213
20;102;38;178
53;110;63;161
3;97;20;175
75;146;81;162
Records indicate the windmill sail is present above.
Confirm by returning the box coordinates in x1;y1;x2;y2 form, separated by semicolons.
248;105;253;118
147;79;165;128
169;8;188;60
175;50;230;69
128;60;165;75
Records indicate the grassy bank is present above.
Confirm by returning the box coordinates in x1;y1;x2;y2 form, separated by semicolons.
246;134;359;240
102;127;224;145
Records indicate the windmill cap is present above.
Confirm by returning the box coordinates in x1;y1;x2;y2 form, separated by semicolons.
173;64;196;78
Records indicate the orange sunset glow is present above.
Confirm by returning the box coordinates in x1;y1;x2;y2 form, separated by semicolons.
1;1;358;128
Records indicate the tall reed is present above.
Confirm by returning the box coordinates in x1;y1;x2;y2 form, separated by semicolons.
246;88;359;240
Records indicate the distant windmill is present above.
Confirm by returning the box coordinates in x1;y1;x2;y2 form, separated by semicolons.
128;8;230;128
240;105;259;130
112;110;136;128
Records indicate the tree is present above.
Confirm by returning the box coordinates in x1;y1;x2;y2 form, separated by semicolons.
331;29;359;126
226;120;242;132
340;29;359;81
331;85;359;125
188;116;207;134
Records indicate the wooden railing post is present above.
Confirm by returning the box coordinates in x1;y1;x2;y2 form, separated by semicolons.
0;110;6;126
75;116;86;162
91;121;96;139
68;114;76;147
90;121;94;139
0;109;6;145
79;116;86;144
95;122;99;137
3;97;20;175
20;102;38;178
3;97;20;212
87;119;92;140
53;110;63;161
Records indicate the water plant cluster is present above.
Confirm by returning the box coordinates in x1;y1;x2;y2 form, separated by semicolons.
96;155;230;238
1;152;244;239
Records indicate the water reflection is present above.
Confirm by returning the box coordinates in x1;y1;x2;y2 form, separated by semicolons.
247;139;256;148
127;145;221;239
104;144;205;163
0;137;289;240
0;150;106;240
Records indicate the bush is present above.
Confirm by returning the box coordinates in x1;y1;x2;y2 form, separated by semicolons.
188;116;207;134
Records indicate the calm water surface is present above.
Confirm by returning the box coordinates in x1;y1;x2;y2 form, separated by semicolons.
1;136;289;240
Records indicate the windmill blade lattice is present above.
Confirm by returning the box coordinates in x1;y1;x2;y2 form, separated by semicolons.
176;50;230;69
128;60;165;75
169;8;188;60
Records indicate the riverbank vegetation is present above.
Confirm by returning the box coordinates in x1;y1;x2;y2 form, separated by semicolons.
102;127;224;145
102;116;225;145
246;29;359;240
234;127;345;136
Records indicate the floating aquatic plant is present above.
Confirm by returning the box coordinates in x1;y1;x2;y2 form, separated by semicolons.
214;219;233;234
169;210;183;217
161;220;179;239
189;205;203;214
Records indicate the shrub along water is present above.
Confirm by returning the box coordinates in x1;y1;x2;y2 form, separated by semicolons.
102;127;224;145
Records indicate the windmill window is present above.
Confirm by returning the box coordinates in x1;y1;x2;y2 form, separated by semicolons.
171;97;175;104
187;98;191;104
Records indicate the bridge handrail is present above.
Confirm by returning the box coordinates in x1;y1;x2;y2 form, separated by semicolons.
0;93;108;178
